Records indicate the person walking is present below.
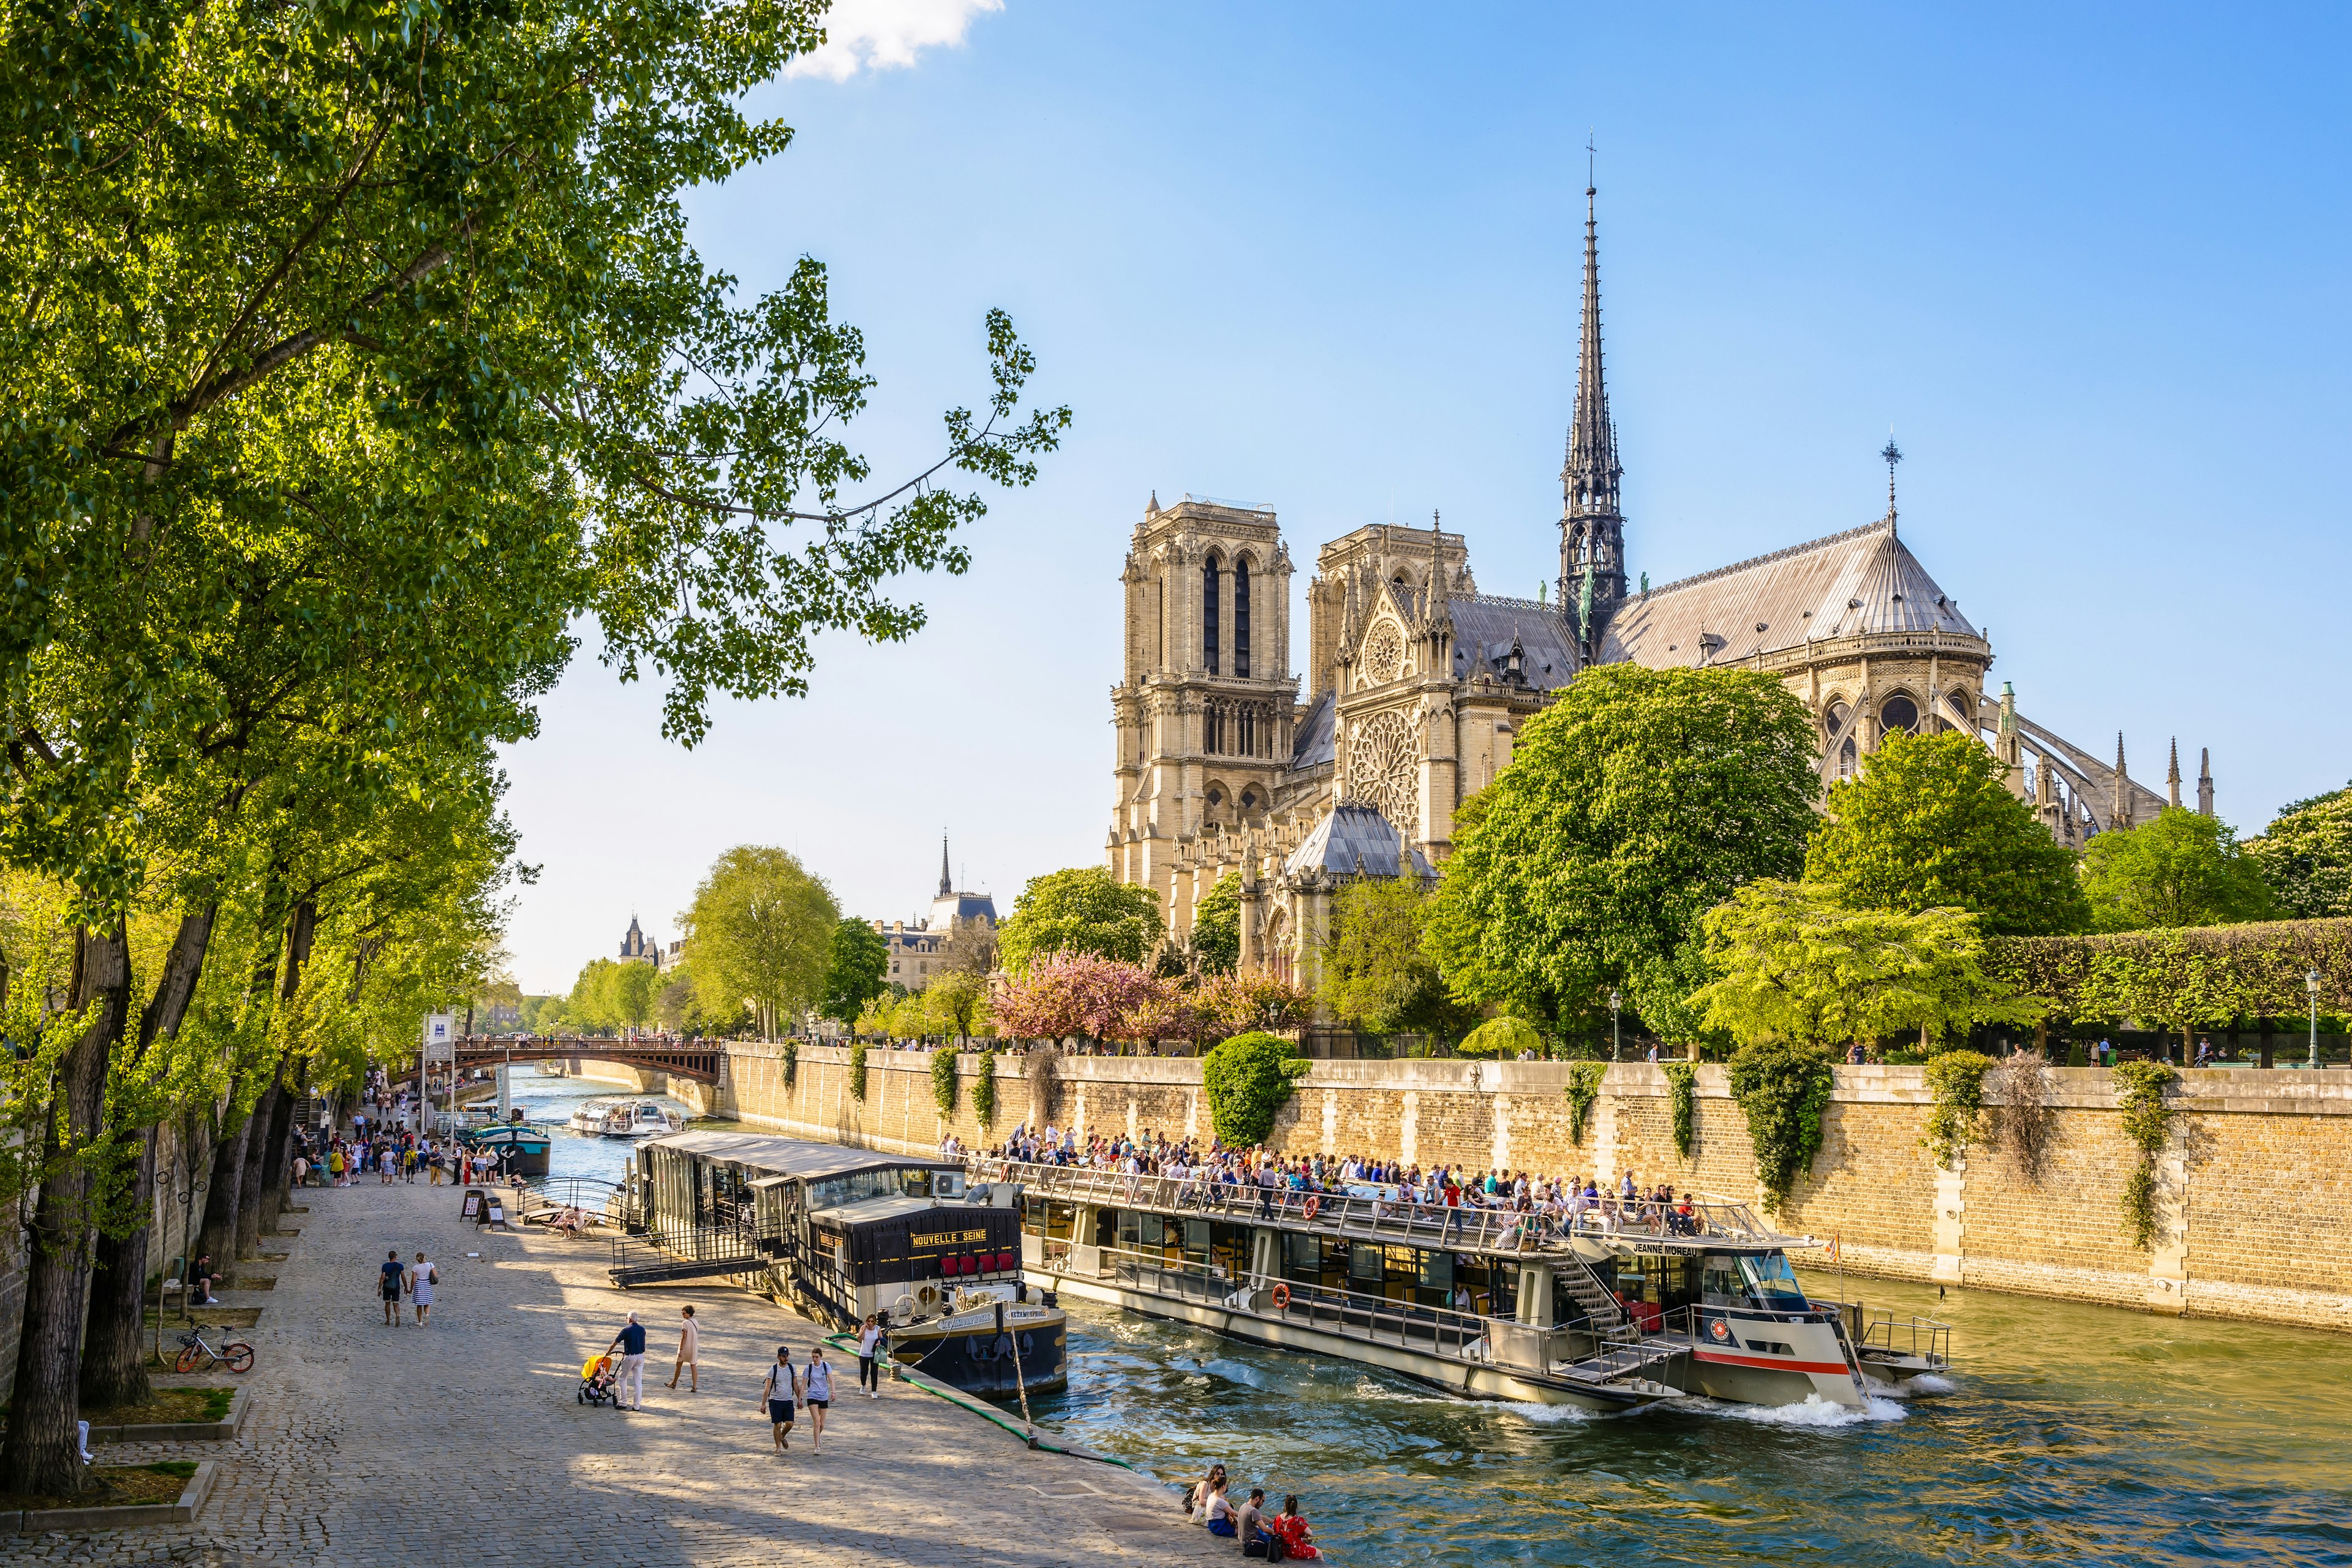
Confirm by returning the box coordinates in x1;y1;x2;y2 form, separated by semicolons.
666;1305;699;1391
410;1251;438;1327
379;1248;406;1326
608;1312;649;1411
857;1314;883;1398
802;1345;834;1451
759;1347;801;1452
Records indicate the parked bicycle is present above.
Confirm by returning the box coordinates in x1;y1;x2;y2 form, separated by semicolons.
173;1324;254;1374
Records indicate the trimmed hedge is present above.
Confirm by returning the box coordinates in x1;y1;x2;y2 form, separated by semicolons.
1989;918;2352;1029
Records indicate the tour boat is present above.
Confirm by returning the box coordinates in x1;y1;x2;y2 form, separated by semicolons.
569;1098;684;1139
456;1121;552;1177
619;1131;1066;1401
981;1157;1950;1414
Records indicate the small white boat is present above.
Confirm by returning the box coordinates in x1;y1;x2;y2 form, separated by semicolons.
590;1099;684;1139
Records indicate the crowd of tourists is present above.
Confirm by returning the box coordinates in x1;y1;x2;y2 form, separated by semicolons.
982;1124;1709;1248
288;1125;517;1189
1182;1464;1321;1560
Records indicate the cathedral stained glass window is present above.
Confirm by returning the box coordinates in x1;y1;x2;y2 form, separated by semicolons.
1879;694;1919;734
1234;560;1251;678
1202;557;1219;674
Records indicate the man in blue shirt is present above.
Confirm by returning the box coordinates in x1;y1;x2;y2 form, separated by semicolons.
380;1250;407;1326
607;1313;649;1411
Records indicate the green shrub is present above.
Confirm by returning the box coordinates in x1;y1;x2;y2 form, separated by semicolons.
1725;1041;1837;1212
1562;1061;1605;1145
782;1038;798;1088
1921;1050;1994;1169
930;1047;958;1119
1200;1031;1308;1147
974;1050;998;1128
1458;1017;1544;1059
2066;1040;2086;1067
850;1040;869;1102
2113;1060;2178;1250
1662;1060;1698;1160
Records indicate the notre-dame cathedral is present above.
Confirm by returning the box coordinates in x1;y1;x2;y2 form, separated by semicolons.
1109;182;2206;990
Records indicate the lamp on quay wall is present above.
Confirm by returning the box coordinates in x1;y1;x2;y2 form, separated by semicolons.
2310;970;2323;1069
1609;990;1622;1062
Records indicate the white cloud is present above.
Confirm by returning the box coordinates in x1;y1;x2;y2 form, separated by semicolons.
785;0;1005;81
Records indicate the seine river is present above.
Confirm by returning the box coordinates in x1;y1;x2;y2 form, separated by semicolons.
501;1065;2351;1564
1031;1271;2352;1566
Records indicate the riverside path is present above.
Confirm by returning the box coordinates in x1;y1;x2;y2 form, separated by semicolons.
3;1175;1236;1567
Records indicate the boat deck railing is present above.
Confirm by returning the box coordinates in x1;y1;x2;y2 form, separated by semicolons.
974;1157;1802;1255
1104;1254;1502;1359
1827;1301;1952;1367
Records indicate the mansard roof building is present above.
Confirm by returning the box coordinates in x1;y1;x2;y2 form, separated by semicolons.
1109;179;2207;991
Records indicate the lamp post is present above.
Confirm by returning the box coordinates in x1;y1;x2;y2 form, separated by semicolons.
1609;989;1622;1062
2310;969;2323;1069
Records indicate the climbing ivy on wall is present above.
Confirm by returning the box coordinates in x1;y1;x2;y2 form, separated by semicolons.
1725;1041;1837;1212
1562;1061;1606;1145
974;1049;998;1128
782;1039;798;1089
1662;1060;1698;1161
930;1047;959;1119
1989;918;2352;1030
2113;1060;2178;1250
1201;1031;1310;1148
850;1040;869;1102
1921;1050;1995;1169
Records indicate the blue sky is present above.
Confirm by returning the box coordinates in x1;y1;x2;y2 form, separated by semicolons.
499;1;2351;992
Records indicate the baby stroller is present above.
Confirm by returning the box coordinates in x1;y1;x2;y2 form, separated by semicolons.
578;1355;619;1407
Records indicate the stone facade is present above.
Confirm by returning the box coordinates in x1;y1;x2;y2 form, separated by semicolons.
684;1047;2352;1334
1109;183;2208;974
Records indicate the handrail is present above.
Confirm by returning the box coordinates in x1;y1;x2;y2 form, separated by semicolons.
973;1157;1811;1254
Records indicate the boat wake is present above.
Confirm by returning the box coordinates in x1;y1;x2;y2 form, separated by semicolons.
1878;1373;1959;1400
1687;1392;1907;1427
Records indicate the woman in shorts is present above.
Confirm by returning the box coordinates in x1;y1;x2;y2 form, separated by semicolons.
802;1345;834;1451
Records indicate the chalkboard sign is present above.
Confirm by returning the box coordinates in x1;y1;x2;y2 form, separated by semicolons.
461;1190;483;1218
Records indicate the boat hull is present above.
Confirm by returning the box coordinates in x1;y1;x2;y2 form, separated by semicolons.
888;1308;1069;1398
1038;1268;1662;1412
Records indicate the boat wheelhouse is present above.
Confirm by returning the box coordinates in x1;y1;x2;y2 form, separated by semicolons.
620;1131;1066;1400
986;1157;1949;1412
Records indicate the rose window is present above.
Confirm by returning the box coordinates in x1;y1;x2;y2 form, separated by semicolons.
1344;710;1418;825
1360;622;1403;685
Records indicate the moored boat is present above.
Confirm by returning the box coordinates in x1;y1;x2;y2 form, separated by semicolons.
619;1131;1066;1401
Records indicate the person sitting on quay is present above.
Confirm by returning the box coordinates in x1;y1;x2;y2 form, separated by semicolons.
1268;1495;1321;1560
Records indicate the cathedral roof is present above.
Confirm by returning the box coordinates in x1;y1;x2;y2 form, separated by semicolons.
1446;597;1580;690
1290;689;1337;771
1284;802;1434;883
1594;518;1980;668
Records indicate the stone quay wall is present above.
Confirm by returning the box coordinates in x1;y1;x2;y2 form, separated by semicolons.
670;1046;2352;1335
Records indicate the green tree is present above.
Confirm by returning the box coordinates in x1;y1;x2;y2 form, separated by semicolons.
2081;807;2279;932
2244;782;2352;919
1426;664;1820;1035
1319;874;1474;1042
996;868;1163;973
1691;880;2042;1052
819;918;892;1031
1191;874;1242;974
685;848;839;1039
612;962;660;1036
924;970;991;1046
1807;730;2089;936
567;959;622;1035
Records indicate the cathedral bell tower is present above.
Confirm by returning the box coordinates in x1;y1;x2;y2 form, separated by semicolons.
1559;172;1626;657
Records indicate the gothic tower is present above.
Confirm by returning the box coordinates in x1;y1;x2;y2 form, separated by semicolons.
1559;176;1626;654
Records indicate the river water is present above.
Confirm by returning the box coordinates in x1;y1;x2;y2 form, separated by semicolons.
1030;1272;2352;1566
503;1065;2352;1564
490;1063;693;1188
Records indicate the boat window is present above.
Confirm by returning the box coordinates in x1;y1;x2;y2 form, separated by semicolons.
1417;1249;1453;1307
1738;1253;1811;1310
1348;1242;1384;1287
1284;1232;1321;1283
803;1167;933;1212
1701;1256;1746;1306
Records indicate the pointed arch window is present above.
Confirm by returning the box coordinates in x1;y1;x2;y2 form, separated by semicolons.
1838;736;1858;778
1234;559;1252;677
1202;557;1220;674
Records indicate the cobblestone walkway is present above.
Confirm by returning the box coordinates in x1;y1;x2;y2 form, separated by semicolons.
4;1178;1237;1567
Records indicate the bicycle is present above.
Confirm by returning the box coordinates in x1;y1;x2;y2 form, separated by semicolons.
173;1324;254;1374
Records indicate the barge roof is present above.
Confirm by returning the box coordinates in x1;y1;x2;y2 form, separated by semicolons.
645;1130;946;1179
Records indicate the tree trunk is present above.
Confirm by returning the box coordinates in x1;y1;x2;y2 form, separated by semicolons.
255;1075;296;1229
235;1080;280;1259
80;902;218;1409
2;924;131;1498
197;1102;253;1270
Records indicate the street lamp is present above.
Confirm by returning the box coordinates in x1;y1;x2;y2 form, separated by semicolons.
2310;969;2323;1069
1609;989;1622;1062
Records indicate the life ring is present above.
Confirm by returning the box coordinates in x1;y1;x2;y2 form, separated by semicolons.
1708;1317;1731;1343
1302;1195;1321;1220
1270;1283;1292;1310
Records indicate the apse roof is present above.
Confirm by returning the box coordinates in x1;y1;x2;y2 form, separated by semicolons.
1595;519;1978;669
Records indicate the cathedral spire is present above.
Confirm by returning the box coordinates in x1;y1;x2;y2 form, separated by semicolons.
1561;148;1626;655
938;832;952;898
1424;509;1450;630
2167;738;2182;809
2198;747;2214;816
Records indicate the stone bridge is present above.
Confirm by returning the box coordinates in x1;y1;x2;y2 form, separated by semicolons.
456;1035;723;1085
